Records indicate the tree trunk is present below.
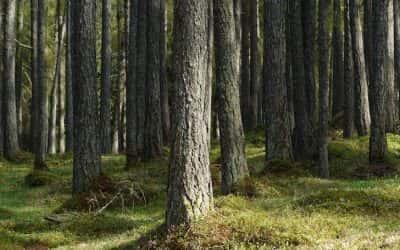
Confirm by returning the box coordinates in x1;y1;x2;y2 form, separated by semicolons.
364;0;373;79
385;0;398;132
332;0;344;118
166;0;213;228
15;0;23;141
71;0;101;194
350;0;370;136
369;0;389;163
249;0;259;128
214;0;249;194
100;0;112;154
65;0;73;153
318;0;331;178
240;0;251;131
395;0;400;117
160;0;170;143
33;0;48;169
3;0;20;160
343;0;355;138
289;0;315;161
301;0;317;123
0;2;3;156
145;0;163;159
264;0;293;161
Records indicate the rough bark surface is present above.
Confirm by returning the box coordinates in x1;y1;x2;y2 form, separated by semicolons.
369;0;388;163
166;0;214;228
214;0;249;194
264;0;293;161
71;0;101;194
318;0;331;178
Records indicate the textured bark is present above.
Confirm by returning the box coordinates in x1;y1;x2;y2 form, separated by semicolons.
65;0;73;153
264;0;293;161
364;0;373;79
240;0;251;131
318;0;331;178
126;0;138;164
214;0;249;194
350;0;370;136
71;0;101;194
332;0;344;117
166;0;213;228
301;0;317;122
3;0;20;160
289;0;315;161
369;0;389;163
0;2;3;156
205;0;214;147
385;0;398;132
145;0;163;159
343;0;355;138
395;0;400;117
160;0;170;143
100;0;112;154
249;0;259;128
33;0;47;169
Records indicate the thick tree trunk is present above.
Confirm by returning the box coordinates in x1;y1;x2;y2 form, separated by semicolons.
332;0;344;118
145;0;163;159
318;0;331;178
350;0;371;136
65;0;73;153
369;0;389;163
343;0;355;138
3;0;20;160
385;0;398;132
264;0;293;161
301;0;317;123
71;0;101;194
214;0;249;194
100;0;112;154
289;0;315;161
166;0;213;228
33;0;47;169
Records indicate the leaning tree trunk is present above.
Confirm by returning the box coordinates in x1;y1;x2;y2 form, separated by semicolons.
214;0;249;195
332;0;344;118
166;0;214;228
369;0;389;163
33;0;48;170
145;0;163;159
385;0;398;132
289;0;315;161
318;0;331;178
65;0;73;153
71;0;101;194
100;0;112;154
343;0;355;138
3;0;20;160
264;0;293;161
301;0;317;123
350;0;370;136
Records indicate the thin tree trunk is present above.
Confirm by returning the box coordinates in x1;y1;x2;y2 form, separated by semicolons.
332;0;344;118
240;0;251;131
369;0;389;163
214;0;249;194
166;0;214;228
343;0;355;138
3;0;20;160
0;2;3;156
249;0;259;128
160;0;170;143
395;0;400;117
15;0;23;141
65;0;73;153
264;0;293;161
364;0;373;79
71;0;101;194
318;0;331;178
350;0;371;136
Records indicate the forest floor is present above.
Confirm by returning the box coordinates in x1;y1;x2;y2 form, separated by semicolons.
2;131;400;249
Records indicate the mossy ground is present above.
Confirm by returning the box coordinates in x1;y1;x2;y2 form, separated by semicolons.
2;132;400;249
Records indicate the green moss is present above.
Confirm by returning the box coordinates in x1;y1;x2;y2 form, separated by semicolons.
24;170;59;187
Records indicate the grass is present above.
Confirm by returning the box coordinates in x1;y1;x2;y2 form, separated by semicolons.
2;132;400;249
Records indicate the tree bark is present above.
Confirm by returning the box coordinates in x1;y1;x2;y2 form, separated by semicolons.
65;0;73;153
214;0;249;194
332;0;344;118
350;0;371;136
264;0;293;161
395;0;400;117
240;0;251;131
100;0;112;154
343;0;355;138
318;0;331;178
160;0;170;143
71;0;101;194
166;0;214;228
0;2;3;156
3;0;20;160
369;0;389;163
249;0;259;128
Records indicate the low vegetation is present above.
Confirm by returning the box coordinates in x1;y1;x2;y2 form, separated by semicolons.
2;132;400;249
